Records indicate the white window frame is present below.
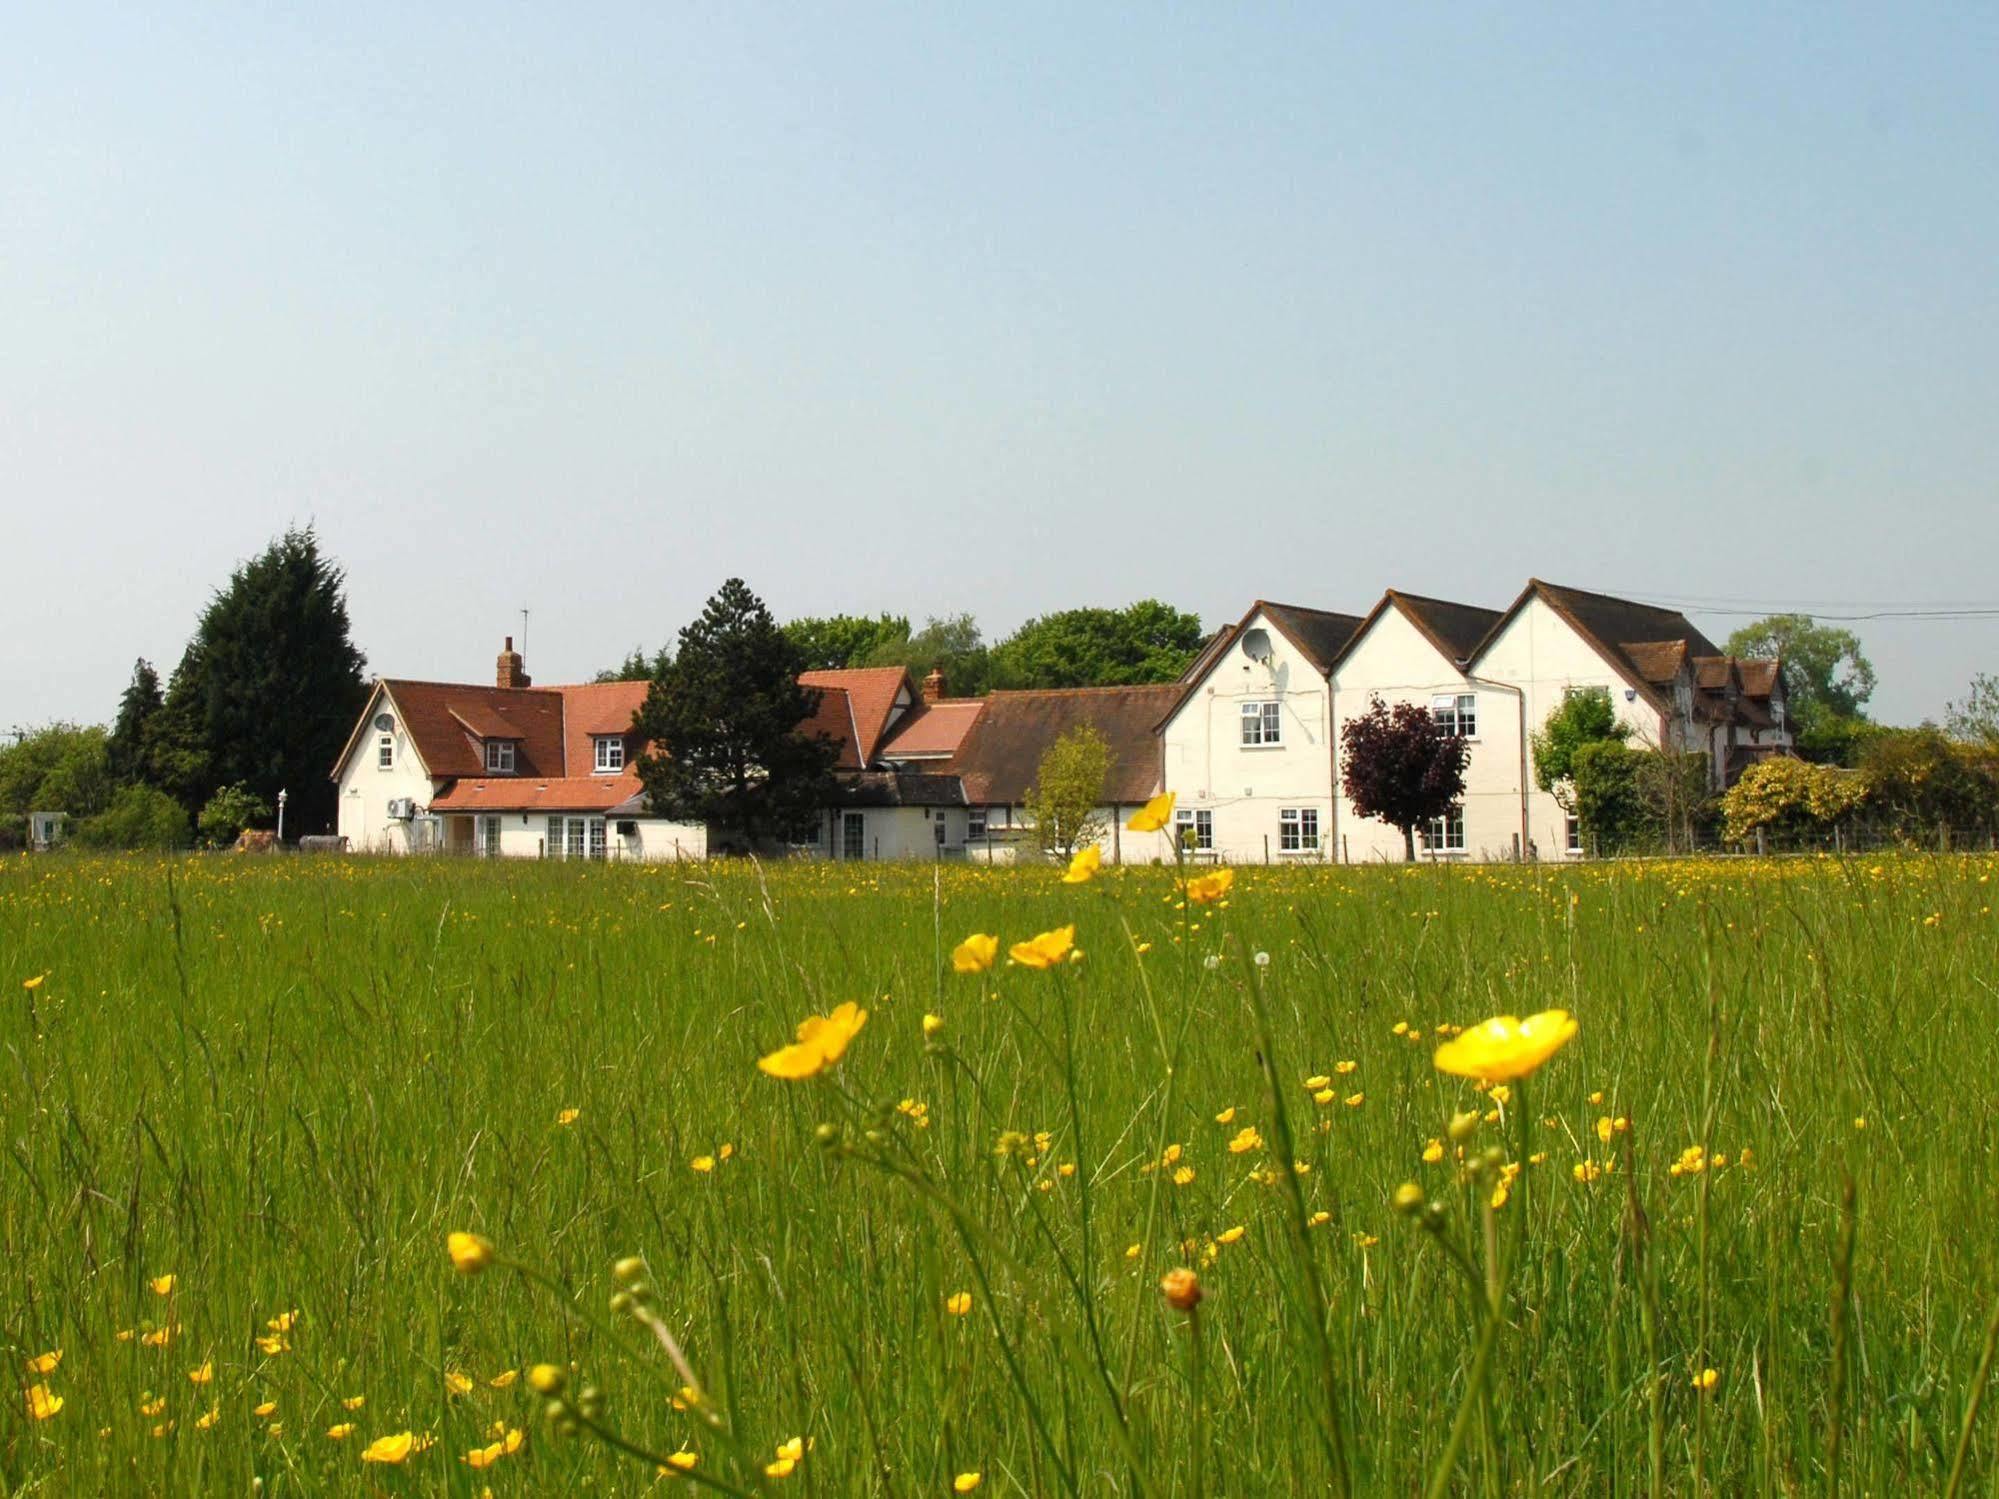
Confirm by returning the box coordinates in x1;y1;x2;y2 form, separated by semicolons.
1565;813;1583;856
377;734;394;769
1174;807;1214;852
479;814;502;857
1423;806;1467;856
1279;807;1320;853
594;736;625;773
1240;700;1283;747
486;739;516;774
967;809;987;841
1431;693;1478;739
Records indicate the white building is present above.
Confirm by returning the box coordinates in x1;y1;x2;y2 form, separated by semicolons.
333;581;1791;864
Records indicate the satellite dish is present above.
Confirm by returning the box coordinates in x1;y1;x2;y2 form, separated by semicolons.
1239;627;1274;665
374;713;395;733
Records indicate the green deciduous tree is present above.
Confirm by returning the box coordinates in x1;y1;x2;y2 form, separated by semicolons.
1025;725;1111;859
168;528;369;831
1945;674;1999;744
989;602;1204;690
1530;688;1629;809
1338;697;1470;860
784;614;913;672
0;725;115;841
594;646;673;683
1726;614;1875;760
1858;727;1999;843
633;579;839;849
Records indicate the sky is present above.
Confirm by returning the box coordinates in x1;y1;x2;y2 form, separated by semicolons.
5;4;1996;728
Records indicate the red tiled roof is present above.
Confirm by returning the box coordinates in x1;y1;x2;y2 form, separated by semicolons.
430;773;645;813
800;685;863;769
378;681;568;778
799;667;914;767
878;699;984;760
555;681;649;777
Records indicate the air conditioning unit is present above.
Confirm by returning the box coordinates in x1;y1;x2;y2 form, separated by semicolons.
387;798;415;820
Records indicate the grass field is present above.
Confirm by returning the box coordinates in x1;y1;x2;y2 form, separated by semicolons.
4;850;1998;1495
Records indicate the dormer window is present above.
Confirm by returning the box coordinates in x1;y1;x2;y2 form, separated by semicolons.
486;739;516;774
594;736;625;773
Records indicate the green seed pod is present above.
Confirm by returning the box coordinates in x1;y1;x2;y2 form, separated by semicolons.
814;1121;841;1148
609;1290;633;1316
1447;1110;1481;1145
611;1256;647;1286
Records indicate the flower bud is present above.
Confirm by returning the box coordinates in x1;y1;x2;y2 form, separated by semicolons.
1392;1181;1426;1216
814;1121;841;1149
1446;1111;1481;1144
446;1232;495;1275
527;1363;566;1397
577;1385;605;1419
611;1257;647;1286
1159;1267;1203;1312
609;1291;633;1316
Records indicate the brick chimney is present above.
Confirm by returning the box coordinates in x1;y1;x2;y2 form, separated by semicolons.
921;667;946;703
497;636;531;689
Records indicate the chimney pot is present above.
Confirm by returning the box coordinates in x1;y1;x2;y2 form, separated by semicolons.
497;636;531;690
921;667;946;703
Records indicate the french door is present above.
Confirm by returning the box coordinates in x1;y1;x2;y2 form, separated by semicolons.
546;816;607;859
840;812;866;861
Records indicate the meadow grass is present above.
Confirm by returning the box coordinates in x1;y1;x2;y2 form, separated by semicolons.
3;850;1998;1494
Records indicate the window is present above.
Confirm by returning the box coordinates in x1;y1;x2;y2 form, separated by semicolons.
479;815;501;856
1240;700;1282;746
594;736;624;773
841;812;866;860
547;816;562;857
1279;807;1320;853
1423;807;1467;855
486;739;516;773
377;734;394;769
1174;807;1214;852
968;809;987;841
1432;693;1478;738
1566;814;1583;855
588;818;607;860
934;816;947;847
545;815;605;860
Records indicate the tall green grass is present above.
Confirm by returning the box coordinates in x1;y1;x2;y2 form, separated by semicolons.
2;851;1996;1494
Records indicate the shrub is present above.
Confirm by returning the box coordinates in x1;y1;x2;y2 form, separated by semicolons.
1720;758;1866;846
73;785;192;850
198;782;270;847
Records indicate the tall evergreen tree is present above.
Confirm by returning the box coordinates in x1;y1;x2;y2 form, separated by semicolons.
107;658;163;785
633;579;838;848
174;528;368;832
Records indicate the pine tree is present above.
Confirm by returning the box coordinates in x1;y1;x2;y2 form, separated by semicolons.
172;528;369;832
107;659;164;785
633;579;838;848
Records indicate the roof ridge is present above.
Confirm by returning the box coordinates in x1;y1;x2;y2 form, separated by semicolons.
381;677;564;696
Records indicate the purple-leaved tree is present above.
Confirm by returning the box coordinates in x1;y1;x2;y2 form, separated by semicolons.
1340;697;1470;861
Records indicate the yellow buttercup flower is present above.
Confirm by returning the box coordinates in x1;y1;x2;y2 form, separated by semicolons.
766;1457;797;1478
1692;1367;1720;1393
1008;925;1076;970
1227;1125;1265;1155
445;1371;474;1397
150;1274;177;1297
24;1349;61;1376
1159;1267;1203;1311
951;934;999;974
1185;868;1235;904
254;1401;277;1418
1215;1225;1245;1245
1061;845;1102;883
1126;791;1176;833
342;1394;366;1411
776;1436;805;1463
691;1155;716;1173
955;1474;984;1493
447;1232;495;1275
488;1369;519;1389
327;1422;355;1439
922;1012;945;1037
757;1001;869;1080
188;1361;213;1385
25;1383;63;1421
362;1431;415;1464
1433;1010;1578;1083
556;1107;580;1126
23;972;50;991
666;1448;699;1470
196;1405;221;1431
946;1290;973;1316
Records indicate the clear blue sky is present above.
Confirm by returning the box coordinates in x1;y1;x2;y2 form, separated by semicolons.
5;4;1995;726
